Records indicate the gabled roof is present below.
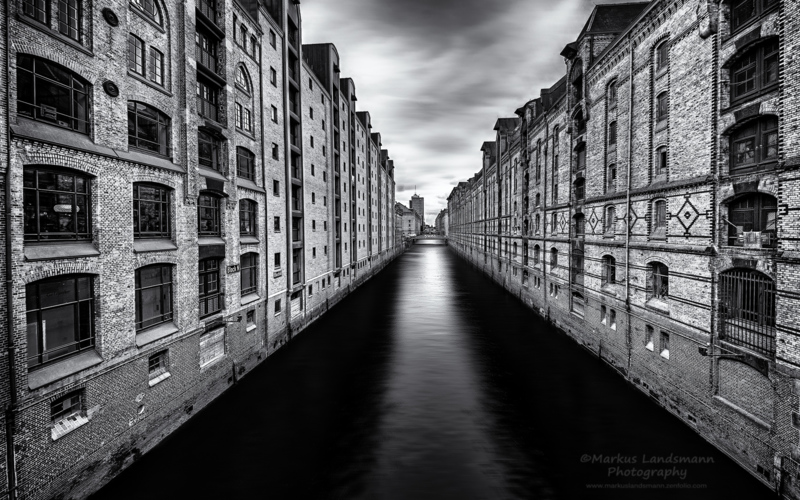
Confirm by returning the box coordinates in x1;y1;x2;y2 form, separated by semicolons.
493;118;519;132
561;2;648;59
480;141;496;157
542;76;567;111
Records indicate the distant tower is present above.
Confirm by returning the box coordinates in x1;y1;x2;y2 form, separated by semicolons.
410;193;425;225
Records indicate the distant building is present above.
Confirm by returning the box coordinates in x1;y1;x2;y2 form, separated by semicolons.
396;202;422;237
435;209;449;236
410;194;425;225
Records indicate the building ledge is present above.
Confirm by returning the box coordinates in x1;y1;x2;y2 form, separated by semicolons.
238;178;266;193
24;241;100;261
713;396;771;431
133;239;178;253
240;236;260;245
136;322;180;348
241;293;260;306
28;350;103;390
198;237;226;246
199;167;228;182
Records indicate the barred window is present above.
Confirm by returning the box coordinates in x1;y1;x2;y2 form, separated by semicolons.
719;269;776;357
26;275;94;369
199;259;223;318
50;390;87;439
128;34;146;76
17;55;90;134
239;199;257;237
198;194;221;236
148;350;169;383
23;167;91;241
726;193;777;247
135;264;173;331
237;146;256;180
240;253;258;296
133;183;171;239
128;101;171;156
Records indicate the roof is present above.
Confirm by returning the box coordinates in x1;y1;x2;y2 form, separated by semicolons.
480;141;496;156
542;76;567;111
561;2;649;58
493;118;519;132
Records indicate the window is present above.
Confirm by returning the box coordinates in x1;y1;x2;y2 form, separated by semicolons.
655;40;669;72
57;0;81;41
239;25;248;49
272;143;279;160
274;252;281;267
533;245;541;266
270;67;277;86
235;66;250;93
17;55;90;134
601;305;607;324
22;0;48;24
312;220;316;231
645;325;655;351
199;259;223;318
50;390;87;440
197;78;219;122
656;92;668;123
269;29;276;48
235;103;253;132
605;206;615;234
730;116;778;173
655;146;668;176
649;262;669;301
608;121;617;146
274;299;281;315
241;253;258;296
660;331;670;359
271;105;278;123
196;30;219;72
26;275;94;369
133;183;170;239
23;167;91;242
148;350;169;385
573;214;585;238
575;144;586;171
719;269;776;356
608;81;617;109
135;264;173;331
273;180;280;196
199;328;225;367
311;164;315;176
198;129;221;171
237;147;256;180
131;0;162;25
607;164;617;192
603;256;616;285
653;199;667;233
198;193;221;236
726;193;777;247
250;36;258;58
312;247;317;258
551;213;558;235
571;292;585;317
145;47;165;86
310;136;315;148
552;171;559;203
610;309;617;330
128;101;171;156
574;178;585;201
731;0;778;32
551;248;558;268
239;199;257;237
128;34;146;76
310;107;314;119
273;216;280;232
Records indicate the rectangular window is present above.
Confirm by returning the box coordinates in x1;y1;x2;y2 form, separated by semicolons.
198;194;221;236
272;143;279;160
133;183;171;239
148;350;170;386
199;328;225;367
149;48;164;86
240;253;258;296
654;200;667;229
274;216;280;232
236;147;255;180
51;390;87;440
128;34;146;76
270;67;277;86
660;331;670;359
610;309;617;330
269;30;276;48
271;105;278;123
273;180;280;196
274;252;281;267
601;305;607;324
656;92;668;122
645;325;654;350
197;78;219;122
274;299;281;315
243;108;252;132
57;0;81;41
235;103;243;129
23;0;48;24
135;264;173;331
199;259;223;318
239;199;257;237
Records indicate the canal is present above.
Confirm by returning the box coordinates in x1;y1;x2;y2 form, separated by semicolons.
90;243;772;499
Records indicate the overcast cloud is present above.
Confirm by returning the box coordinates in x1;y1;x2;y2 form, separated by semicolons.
301;0;638;223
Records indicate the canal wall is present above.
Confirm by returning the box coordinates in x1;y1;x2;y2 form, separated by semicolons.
448;244;797;499
11;248;404;500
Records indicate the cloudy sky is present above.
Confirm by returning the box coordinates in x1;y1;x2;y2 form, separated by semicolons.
301;0;638;224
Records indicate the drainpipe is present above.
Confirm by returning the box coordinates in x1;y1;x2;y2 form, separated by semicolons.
258;28;267;349
708;6;720;392
624;32;634;377
5;0;19;496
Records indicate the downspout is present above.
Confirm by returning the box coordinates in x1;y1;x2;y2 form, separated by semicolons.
257;26;267;347
624;32;634;377
5;0;19;496
706;4;720;394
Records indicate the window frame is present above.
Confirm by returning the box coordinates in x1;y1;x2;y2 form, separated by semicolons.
128;33;146;76
730;0;778;34
236;146;256;181
197;193;221;237
656;91;669;123
603;255;616;285
23;167;92;242
729;116;778;174
17;55;90;135
240;252;258;297
239;199;257;238
133;182;171;240
135;264;174;331
199;258;223;318
128;101;171;157
655;40;669;73
726;193;777;247
57;0;82;41
730;39;778;104
130;0;162;26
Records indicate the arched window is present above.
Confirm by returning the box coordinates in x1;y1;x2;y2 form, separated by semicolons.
26;274;95;369
574;111;586;136
131;0;162;25
719;268;776;356
655;146;668;176
648;262;669;301
135;264;173;331
133;183;171;239
656;92;669;123
23;167;91;241
608;121;617;146
240;252;258;297
198;193;222;236
603;255;616;285
535;214;541;234
606;163;617;192
726;193;777;247
551;213;558;235
551;248;558;268
571;60;583;101
574;178;585;201
730;39;778;103
730;0;778;33
533;245;541;266
655;40;669;72
236;146;256;180
535;193;541;207
17;55;90;134
128;101;171;156
235;65;251;93
605;206;616;234
730;116;778;174
250;36;258;58
239;199;257;237
652;199;667;235
535;139;542;181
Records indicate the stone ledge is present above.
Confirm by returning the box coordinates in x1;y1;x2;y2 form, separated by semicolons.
24;242;100;261
713;395;771;431
29;350;103;390
136;322;180;348
133;239;178;253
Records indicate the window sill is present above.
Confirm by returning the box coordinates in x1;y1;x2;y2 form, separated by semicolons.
199;167;227;182
646;298;670;315
200;354;225;371
198;236;225;246
133;239;177;253
136;322;179;348
126;70;172;97
12;118;114;156
148;371;171;387
238;178;265;193
240;236;259;245
24;241;100;261
28;350;103;390
117;148;182;173
660;349;670;360
16;14;94;56
51;413;90;441
655;120;668;133
246;324;257;333
241;293;260;306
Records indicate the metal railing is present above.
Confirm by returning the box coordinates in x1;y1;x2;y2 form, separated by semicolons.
719;270;776;357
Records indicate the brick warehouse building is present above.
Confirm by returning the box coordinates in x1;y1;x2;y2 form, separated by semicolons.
448;0;800;497
0;0;401;498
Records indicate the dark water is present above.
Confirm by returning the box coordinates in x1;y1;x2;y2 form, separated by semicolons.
91;243;772;499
